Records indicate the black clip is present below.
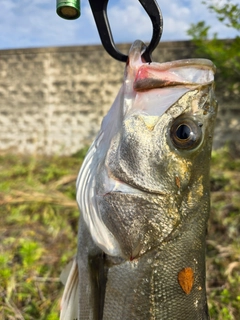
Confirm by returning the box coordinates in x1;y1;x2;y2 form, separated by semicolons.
88;0;163;62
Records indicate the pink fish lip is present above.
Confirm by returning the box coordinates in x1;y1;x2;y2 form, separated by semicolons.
133;59;216;92
134;65;186;92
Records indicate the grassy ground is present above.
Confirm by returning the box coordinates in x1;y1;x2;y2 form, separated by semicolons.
0;147;239;319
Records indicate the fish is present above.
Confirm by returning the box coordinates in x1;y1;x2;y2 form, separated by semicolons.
60;40;217;320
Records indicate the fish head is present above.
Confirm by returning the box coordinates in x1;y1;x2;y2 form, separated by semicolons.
76;40;218;260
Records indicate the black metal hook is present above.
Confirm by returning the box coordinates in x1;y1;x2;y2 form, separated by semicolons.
88;0;163;62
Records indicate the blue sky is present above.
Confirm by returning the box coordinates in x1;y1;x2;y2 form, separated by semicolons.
0;0;239;50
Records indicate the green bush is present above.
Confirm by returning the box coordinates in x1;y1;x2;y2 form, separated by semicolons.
187;0;240;96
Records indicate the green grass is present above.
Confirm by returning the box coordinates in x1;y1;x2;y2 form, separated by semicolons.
0;152;83;320
207;147;240;320
0;147;239;319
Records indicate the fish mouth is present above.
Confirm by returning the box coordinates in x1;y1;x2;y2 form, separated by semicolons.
102;176;166;196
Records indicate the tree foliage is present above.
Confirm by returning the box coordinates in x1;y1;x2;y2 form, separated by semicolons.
187;0;240;96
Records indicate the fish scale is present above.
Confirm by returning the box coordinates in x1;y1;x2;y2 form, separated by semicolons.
102;220;208;320
60;40;217;320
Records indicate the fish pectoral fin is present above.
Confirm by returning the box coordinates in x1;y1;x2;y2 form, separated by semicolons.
60;257;76;285
60;257;79;320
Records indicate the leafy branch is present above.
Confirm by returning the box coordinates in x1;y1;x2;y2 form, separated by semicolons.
187;1;240;96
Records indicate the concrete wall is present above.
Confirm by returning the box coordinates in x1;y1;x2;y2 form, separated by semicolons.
0;41;239;155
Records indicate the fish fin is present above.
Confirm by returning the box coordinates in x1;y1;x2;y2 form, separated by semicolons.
60;258;75;285
60;257;79;320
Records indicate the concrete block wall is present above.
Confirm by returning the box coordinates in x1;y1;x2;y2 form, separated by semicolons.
0;41;239;155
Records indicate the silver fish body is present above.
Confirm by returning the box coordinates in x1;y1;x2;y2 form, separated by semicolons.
60;40;217;320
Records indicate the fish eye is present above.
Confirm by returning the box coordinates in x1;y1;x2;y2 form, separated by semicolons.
170;117;202;149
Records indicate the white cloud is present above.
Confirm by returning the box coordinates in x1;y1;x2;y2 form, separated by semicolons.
160;0;239;40
0;0;97;49
0;0;238;50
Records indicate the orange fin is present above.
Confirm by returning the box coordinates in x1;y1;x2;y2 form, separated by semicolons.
178;267;194;294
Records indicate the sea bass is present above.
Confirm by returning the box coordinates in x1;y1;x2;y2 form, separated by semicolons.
60;40;217;320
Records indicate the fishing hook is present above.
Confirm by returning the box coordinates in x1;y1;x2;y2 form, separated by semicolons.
88;0;163;62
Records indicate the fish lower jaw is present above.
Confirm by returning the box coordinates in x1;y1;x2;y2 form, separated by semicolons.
103;176;165;196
